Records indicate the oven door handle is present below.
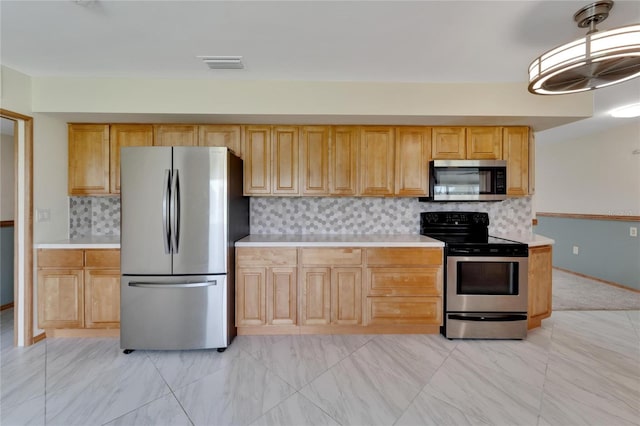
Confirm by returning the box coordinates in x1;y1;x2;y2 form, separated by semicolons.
448;314;527;322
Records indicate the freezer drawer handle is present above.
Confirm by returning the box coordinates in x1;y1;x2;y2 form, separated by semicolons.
448;314;527;322
128;280;217;289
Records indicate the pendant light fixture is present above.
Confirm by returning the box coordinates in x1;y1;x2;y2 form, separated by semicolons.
528;1;640;95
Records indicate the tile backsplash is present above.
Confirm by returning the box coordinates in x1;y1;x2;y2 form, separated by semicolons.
69;197;120;239
70;195;533;239
250;196;533;235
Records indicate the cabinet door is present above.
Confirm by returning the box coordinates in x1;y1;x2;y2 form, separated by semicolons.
503;127;530;196
109;124;153;194
38;269;84;329
236;267;267;326
395;127;431;196
331;267;362;325
272;126;299;195
85;269;120;328
431;127;465;159
301;267;331;325
301;126;330;195
360;126;395;196
330;126;359;195
528;246;552;329
466;127;502;160
243;125;272;195
267;267;297;326
199;125;242;158
68;124;110;195
153;124;197;146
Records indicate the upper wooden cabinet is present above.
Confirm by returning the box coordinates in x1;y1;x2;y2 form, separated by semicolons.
503;127;530;196
467;127;502;160
68;124;110;195
243;125;299;196
395;127;431;196
330;126;359;196
272;126;299;195
109;124;153;194
153;124;197;146
301;126;330;195
431;127;466;159
360;126;395;196
199;125;242;158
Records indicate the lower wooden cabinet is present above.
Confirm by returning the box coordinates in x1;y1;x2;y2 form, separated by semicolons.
37;249;120;330
236;246;444;334
528;245;552;329
236;248;298;327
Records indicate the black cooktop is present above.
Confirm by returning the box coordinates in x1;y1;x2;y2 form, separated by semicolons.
420;211;528;257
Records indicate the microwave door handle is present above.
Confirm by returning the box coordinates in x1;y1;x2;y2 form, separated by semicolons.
162;169;171;254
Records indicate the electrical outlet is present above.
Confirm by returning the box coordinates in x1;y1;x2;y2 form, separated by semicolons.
631;227;638;237
572;245;579;255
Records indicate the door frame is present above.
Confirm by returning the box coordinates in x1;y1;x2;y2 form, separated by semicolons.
1;109;34;346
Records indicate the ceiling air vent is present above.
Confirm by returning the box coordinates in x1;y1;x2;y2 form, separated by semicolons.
197;56;244;70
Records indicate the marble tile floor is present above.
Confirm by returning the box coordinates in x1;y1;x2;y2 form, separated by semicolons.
1;307;639;426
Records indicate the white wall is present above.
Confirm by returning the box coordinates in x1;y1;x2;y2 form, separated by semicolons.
536;120;640;216
0;66;32;116
33;114;69;242
1;132;15;221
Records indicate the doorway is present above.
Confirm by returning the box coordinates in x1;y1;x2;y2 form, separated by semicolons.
1;117;15;311
0;109;34;347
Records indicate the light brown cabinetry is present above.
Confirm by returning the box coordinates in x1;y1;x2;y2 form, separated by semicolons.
528;245;552;329
330;126;359;195
300;248;363;326
198;125;242;157
153;124;197;147
395;127;431;196
431;127;466;159
109;124;154;194
503;127;530;196
243;125;299;195
301;126;330;195
365;248;443;326
467;127;502;160
360;127;395;196
236;248;297;327
68;124;110;195
37;249;120;330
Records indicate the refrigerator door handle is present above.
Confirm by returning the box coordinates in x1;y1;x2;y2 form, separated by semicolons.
162;169;172;254
171;169;180;254
128;280;218;289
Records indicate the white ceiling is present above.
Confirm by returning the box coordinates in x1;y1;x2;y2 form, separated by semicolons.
1;0;639;142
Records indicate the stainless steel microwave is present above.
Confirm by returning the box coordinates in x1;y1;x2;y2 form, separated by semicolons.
422;160;507;201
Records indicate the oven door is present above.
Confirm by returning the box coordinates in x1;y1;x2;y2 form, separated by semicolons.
446;256;528;312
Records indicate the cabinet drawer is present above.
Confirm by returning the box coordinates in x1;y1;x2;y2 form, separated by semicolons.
300;248;363;266
38;249;84;268
366;248;442;266
366;296;442;325
367;267;441;296
236;248;297;267
85;249;120;268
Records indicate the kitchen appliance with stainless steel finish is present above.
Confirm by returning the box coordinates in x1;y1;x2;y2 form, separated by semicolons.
421;160;507;202
120;147;248;352
420;211;528;339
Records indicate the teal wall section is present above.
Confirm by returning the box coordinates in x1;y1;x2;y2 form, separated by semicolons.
1;226;14;305
536;217;640;290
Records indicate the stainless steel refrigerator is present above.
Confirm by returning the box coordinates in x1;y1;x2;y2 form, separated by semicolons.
120;146;248;352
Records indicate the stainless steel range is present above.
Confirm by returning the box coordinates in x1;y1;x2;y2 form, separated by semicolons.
420;211;528;339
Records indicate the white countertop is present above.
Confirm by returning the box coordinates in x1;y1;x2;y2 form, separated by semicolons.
34;236;121;249
492;233;555;247
235;234;445;248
